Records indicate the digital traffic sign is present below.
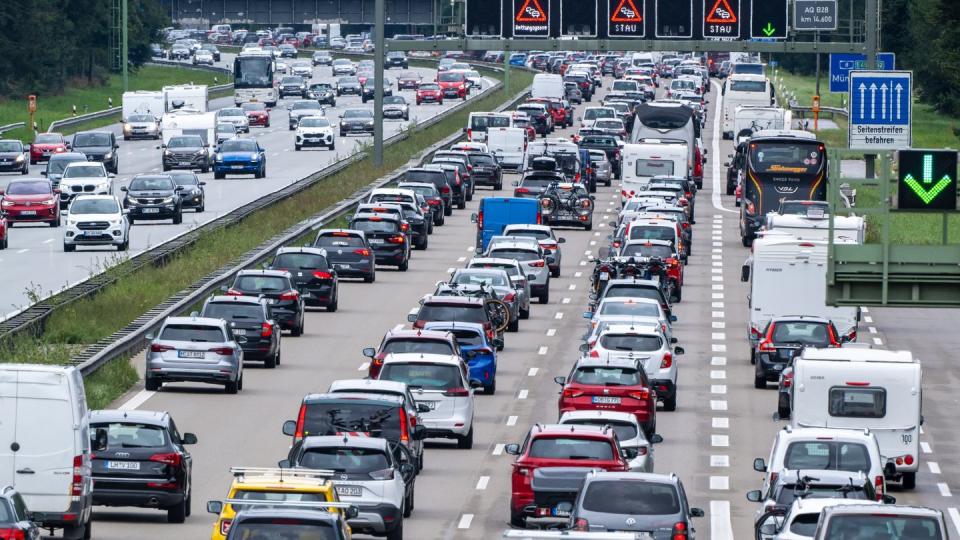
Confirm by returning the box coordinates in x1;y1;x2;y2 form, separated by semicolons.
750;0;788;39
607;0;645;38
513;0;550;36
655;0;693;38
466;0;503;36
898;150;958;211
703;0;740;39
562;0;598;36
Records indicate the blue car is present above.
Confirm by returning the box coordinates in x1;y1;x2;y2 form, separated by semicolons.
213;138;266;179
424;321;500;395
509;53;528;67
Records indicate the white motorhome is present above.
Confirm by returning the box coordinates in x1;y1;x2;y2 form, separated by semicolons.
530;73;564;100
160;109;217;146
742;234;859;348
0;364;93;538
764;204;866;243
121;91;165;121
791;345;922;488
734;105;791;143
722;74;773;139
620;139;689;204
487;127;527;170
163;84;209;113
466;112;512;143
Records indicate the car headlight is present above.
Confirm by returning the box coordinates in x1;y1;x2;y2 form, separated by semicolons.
67;219;78;227
195;150;205;157
14;154;24;162
164;150;172;157
160;197;174;204
215;153;223;161
122;124;132;132
250;154;259;161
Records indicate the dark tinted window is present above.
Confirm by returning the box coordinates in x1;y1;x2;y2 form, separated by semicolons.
159;324;225;342
302;402;401;440
227;521;336;540
315;234;365;248
73;133;112;146
404;170;446;184
235;275;290;292
168;173;199;186
0;500;13;522
379;363;462;390
529;437;614;460
448;329;483;346
70;198;119;215
351;219;398;234
298;447;389;473
220;140;257;152
581;480;680;514
571;366;641;386
417;304;486;323
6;181;51;195
629;226;676;242
783;442;872;473
599;334;662;352
488;249;539;262
202;303;265;322
273;253;328;270
382;338;453;355
749;142;825;175
90;422;168;448
563;420;638;442
620;243;675;259
771;321;831;346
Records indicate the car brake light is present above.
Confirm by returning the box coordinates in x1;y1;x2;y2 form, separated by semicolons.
474;347;493;355
150;343;173;352
313;271;333;279
661;353;672;369
588;349;599;358
782;371;793;388
875;475;884;498
260;322;273;338
399;407;410;442
354;248;371;257
477;210;483;228
444;387;470;397
71;455;84;497
757;340;776;352
503;293;516;302
209;346;235;356
400;222;410;232
845;381;870;386
225;288;244;296
294;404;307;439
219;520;232;537
672;521;688;540
629;389;651;400
467;128;472;139
562;387;584;398
427;199;441;205
574;518;589;531
515;187;530;194
529;260;545;268
387;235;406;244
0;529;26;540
279;290;300;301
149;452;182;467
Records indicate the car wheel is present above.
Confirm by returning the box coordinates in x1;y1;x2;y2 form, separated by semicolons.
295;144;301;151
672;285;682;303
754;372;766;389
663;392;677;411
444;205;452;216
457;198;466;210
144;376;159;391
117;240;128;251
510;509;526;528
264;351;277;369
327;294;338;312
291;316;304;336
398;259;409;271
519;304;530;320
416;236;428;250
173;210;182;225
403;490;414;518
750;348;756;365
224;379;239;394
50;214;60;227
386;518;403;540
214;171;224;179
63;243;76;253
550;267;560;278
457;426;474;449
539;288;550;304
507;317;519;332
167;497;187;523
486;379;497;395
364;271;376;283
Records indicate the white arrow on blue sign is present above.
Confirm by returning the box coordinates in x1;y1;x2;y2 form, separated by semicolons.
848;70;912;151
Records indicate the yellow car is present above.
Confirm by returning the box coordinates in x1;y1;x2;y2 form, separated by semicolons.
209;467;344;540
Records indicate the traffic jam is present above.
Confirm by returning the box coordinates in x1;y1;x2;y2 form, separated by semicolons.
0;44;947;540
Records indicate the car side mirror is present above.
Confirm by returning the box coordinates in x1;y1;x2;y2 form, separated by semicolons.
759;521;778;536
669;315;678;323
206;500;224;514
511;180;519;187
120;186;128;192
753;457;766;472
553;376;566;385
465;350;477;359
145;333;155;340
157;145;164;150
582;312;593;319
557;237;566;244
108;173;116;178
406;313;418;323
40;171;47;176
578;343;589;353
741;263;750;282
282;420;297;437
746;490;762;502
400;463;415;476
417;403;431;413
190;311;200;317
609;220;617;227
470;213;478;223
504;443;521;455
278;459;291;468
690;508;705;518
199;182;206;186
674;346;685;355
345;506;360;520
469;379;483;389
181;432;198;445
649;433;664;444
362;347;376;358
546;256;556;265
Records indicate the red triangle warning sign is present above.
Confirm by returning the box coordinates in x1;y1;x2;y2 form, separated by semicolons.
515;0;547;22
610;0;642;23
705;0;737;24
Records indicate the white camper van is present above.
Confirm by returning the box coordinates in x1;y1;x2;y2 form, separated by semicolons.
163;84;209;113
722;74;773;139
122;91;165;122
620;139;689;204
160;109;217;146
0;364;92;538
791;346;922;488
487;126;527;170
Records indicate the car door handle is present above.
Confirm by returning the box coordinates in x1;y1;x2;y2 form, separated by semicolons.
16;468;35;474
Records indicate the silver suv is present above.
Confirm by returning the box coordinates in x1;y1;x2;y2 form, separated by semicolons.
144;316;244;393
558;410;662;473
485;236;552;304
501;224;566;278
466;257;533;319
449;267;525;332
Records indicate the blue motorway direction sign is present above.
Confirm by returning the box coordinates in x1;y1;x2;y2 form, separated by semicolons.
848;70;912;151
829;52;895;93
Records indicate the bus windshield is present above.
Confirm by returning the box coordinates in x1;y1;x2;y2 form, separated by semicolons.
234;56;273;88
749;141;825;175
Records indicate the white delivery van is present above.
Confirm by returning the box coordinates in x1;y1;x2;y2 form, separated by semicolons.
734;105;791;143
122;91;165;122
530;73;564;100
620;139;688;204
160;109;217;146
487;126;527;170
466;112;512;143
0;364;92;538
791;345;922;488
721;74;773;139
742;235;859;347
163;84;210;113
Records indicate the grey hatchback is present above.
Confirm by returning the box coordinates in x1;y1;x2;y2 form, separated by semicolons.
569;471;703;536
144;316;244;393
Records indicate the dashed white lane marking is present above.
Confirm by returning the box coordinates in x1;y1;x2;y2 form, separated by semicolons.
869;326;878;334
358;362;369;371
518;389;529;400
457;256;466;262
713;417;729;429
711;332;725;340
872;337;883;345
710;400;728;411
392;323;405;332
712;241;723;247
712;254;722;260
922;441;933;454
555;312;564;319
538;346;548;355
939;483;952;497
546;328;557;337
467;246;475;251
476;476;490;490
507;415;518;426
712;293;724;299
710;476;729;490
711;275;723;281
458;514;474;529
712;343;727;352
446;267;455;273
712;302;724;308
16;249;27;254
583;250;591;256
929;462;942;474
42;238;53;244
562;297;571;304
712;357;727;366
574;271;582;278
589;240;596;246
710;370;726;379
711;385;727;394
711;267;723;273
711;500;735;540
492;444;505;456
711;435;729;447
711;455;730;467
712;260;723;266
862;307;869;313
712;248;723;253
712;321;726;329
713;284;724;290
864;315;873;323
712;311;725;318
119;389;155;411
579;260;587;266
568;284;576;290
528;367;539;376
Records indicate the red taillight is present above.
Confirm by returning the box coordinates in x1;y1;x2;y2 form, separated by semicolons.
399;407;410;442
661;353;673;369
260;322;273;338
427;199;441;205
313;271;333;279
575;173;581;181
750;325;763;339
672;521;689;540
0;529;26;540
474;347;493;355
225;288;244;296
279;290;300;301
503;293;516;302
758;340;775;352
354;248;371;257
444;387;470;397
541;242;557;250
219;520;232;536
387;235;406;244
629;389;651;400
71;455;84;497
515;187;530;194
150;452;182;467
562;387;584;398
477;210;483;228
875;475;884;498
294;404;307;439
400;222;410;232
529;260;545;268
441;185;451;193
209;346;235;356
467;128;472;139
782;371;794;388
588;349;599;358
574;518;589;531
678;198;688;206
694;149;703;178
150;343;173;353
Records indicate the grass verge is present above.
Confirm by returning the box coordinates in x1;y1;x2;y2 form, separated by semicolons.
1;66;533;408
0;65;232;141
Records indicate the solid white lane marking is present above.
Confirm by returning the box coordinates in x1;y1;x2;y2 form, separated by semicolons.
119;389;154;411
922;442;932;454
710;370;726;379
710;400;728;411
562;297;571;304
568;284;576;290
528;367;539;376
538;346;548;355
358;362;369;371
710;476;729;490
873;337;883;345
710;500;735;540
458;514;474;529
939;483;952;497
711;455;730;467
42;238;53;244
929;462;942;474
711;332;725;341
713;417;729;429
518;389;528;399
949;508;960;536
476;476;489;490
711;435;729;447
392;324;405;332
711;357;727;366
507;415;518;426
710;79;737;214
555;312;564;319
711;385;727;394
492;444;505;455
546;328;557;337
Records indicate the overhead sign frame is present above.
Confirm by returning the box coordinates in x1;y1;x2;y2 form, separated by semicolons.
607;0;645;38
655;0;693;39
465;0;504;37
703;0;741;39
847;69;913;152
794;0;838;31
513;0;550;36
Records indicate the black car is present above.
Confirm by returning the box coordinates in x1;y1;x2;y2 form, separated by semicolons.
121;174;183;224
311;50;333;66
513;170;565;198
199;295;281;367
432;151;475;198
287;100;325;130
361;79;393;103
214;505;354;540
0;139;29;175
348;212;410;271
43;151;88;188
577;134;622;178
563;74;593;100
0;486;38;540
72;131;119;173
279;75;307;98
397;72;421;90
422;163;463;212
227;269;306;335
306;82;336;106
386;51;409;69
267;247;339;310
404;167;452;217
365;199;429;250
335;76;362;96
339;108;375;137
161;135;211;173
89;409;197;523
313;229;376;283
753;316;842;388
168;45;190;60
167;171;205;212
466;152;502;190
564;82;583;104
398;181;445;226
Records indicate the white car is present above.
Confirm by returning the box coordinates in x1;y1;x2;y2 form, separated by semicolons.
294;116;336;151
586;297;675;342
377;353;478;449
290;61;313;78
216;107;250;133
755;498;879;540
58;162;114;208
453;69;482;89
558;410;661;472
192;50;214;65
275;59;290;74
63;195;129;252
501;223;565;278
332;59;356;76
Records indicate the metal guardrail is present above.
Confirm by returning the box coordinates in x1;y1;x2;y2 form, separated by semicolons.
0;122;25;135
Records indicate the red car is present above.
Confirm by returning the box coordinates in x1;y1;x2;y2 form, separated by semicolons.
361;328;458;379
29;133;68;164
505;424;629;527
241;102;270;127
357;71;372;87
0;177;60;227
436;71;468;100
554;357;657;436
528;98;569;129
416;83;444;105
511;114;537;141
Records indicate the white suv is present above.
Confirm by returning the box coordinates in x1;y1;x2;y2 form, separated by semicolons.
58;162;114;210
63;195;129;252
378;353;478;449
295;115;335;151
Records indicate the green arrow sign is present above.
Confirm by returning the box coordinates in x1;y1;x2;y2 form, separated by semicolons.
897;150;958;210
903;174;952;204
762;22;776;36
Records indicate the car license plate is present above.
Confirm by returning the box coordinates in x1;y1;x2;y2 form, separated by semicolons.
178;161;192;166
599;272;610;281
177;350;206;359
232;165;245;170
368;238;384;244
552;506;571;517
336;264;352;269
20;210;36;216
106;461;140;470
336;486;362;497
233;329;247;336
143;208;160;213
420;401;438;410
592;396;621;404
773;364;784;371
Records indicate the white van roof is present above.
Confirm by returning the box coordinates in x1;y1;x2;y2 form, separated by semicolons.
728;73;767;82
800;347;915;364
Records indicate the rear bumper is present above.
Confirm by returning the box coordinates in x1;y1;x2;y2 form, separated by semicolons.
32;494;92;529
348;503;403;535
93;487;184;508
372;246;407;265
328;259;375;277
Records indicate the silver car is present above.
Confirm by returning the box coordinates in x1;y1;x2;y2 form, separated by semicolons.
588;149;612;187
449;267;523;332
144;316;244;393
466;257;533;320
215;107;250;133
558;410;662;472
378;353;478;449
484;236;551;304
587;297;675;342
122;113;160;140
501;224;566;278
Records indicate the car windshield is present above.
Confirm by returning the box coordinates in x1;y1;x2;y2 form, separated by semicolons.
571;366;641;386
602;287;660;305
216;124;235;134
505;229;551;241
159;324;225;342
584;109;615;120
299;117;330;128
70;198;119;214
73;133;112;146
621;243;675;259
63;164;106;178
167;137;203;148
129;176;173;190
128;114;155;123
227;521;336;540
772;322;831;346
564;420;638;443
227;490;327;513
219;108;244;117
438;72;464;82
352;219;397;233
453;272;508;287
488;248;539;262
48;156;84;174
469;154;497;166
241;102;266;112
281;76;303;84
783;441;872;473
202;303;264;321
598;301;659;318
220;140;257;152
292;102;321;111
529;437;614;460
379;363;462;391
822;515;942;540
418;304;485;323
34;133;63;144
6;180;50;195
750;142;825;175
780;201;828;216
344;109;372;119
333;59;351;65
272;253;328;270
382;338;454;356
315;234;365;248
729;80;766;92
599;334;662;352
234;275;289;292
581;480;680;514
302;403;401;439
384;96;405;105
90;422;167;449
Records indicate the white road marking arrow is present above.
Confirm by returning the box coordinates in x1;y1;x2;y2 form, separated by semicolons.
869;83;877;119
859;82;866;120
881;83;888;119
895;82;904;120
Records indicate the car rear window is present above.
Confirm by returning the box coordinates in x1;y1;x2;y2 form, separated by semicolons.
603;286;660;302
488;249;539;262
228;490;328;513
418;304;486;323
273;253;328;270
298;446;389;474
571;366;641;386
227;520;337;540
351;219;398;234
635;160;676;177
382;338;453;356
783;441;872;473
829;387;886;419
772;322;831;346
620;243;675;259
581;480;680;514
159;324;225;342
599;334;662;352
235;275;289;292
776;484;871;506
597;301;659;318
0;499;12;522
563;420;637;442
629;226;676;242
529;437;614;460
90;422;168;448
315;234;365;248
404;170;445;184
202;303;264;322
302;402;401;440
379;363;462;391
822;515;942;540
453;272;508;287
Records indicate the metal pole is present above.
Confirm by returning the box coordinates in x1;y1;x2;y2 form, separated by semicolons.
814;32;820;131
374;0;385;167
864;0;879;178
122;0;129;92
503;42;511;95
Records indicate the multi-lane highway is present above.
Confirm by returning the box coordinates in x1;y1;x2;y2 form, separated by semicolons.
0;55;496;318
64;70;960;540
